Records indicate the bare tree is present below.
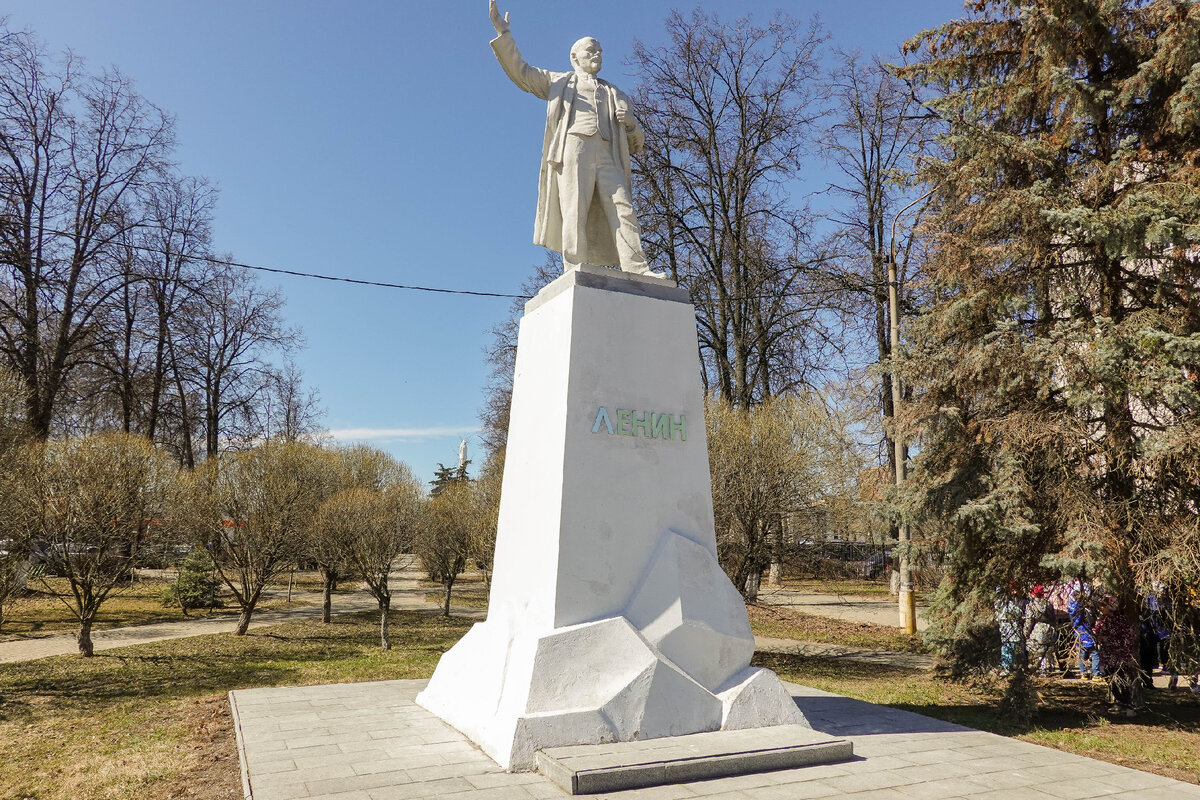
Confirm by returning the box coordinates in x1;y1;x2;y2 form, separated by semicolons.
179;263;298;458
11;432;176;655
258;359;325;444
707;393;861;601
183;440;332;635
821;50;934;478
631;10;837;405
134;174;216;444
0;27;174;438
314;458;422;649
0;366;31;630
304;444;404;623
89;226;155;436
416;481;474;617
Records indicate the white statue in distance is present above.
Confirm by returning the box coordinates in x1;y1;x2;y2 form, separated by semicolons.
488;1;662;278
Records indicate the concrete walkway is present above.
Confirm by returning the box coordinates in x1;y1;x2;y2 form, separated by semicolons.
756;585;930;631
229;678;1200;800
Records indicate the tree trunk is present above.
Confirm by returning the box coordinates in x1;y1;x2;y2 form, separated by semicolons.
442;577;454;617
999;664;1035;728
168;335;196;469
205;387;220;459
77;618;95;657
322;569;333;623
379;595;391;650
235;601;256;635
744;570;761;603
767;517;784;587
147;312;168;439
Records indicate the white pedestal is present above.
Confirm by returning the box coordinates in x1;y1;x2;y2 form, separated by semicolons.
417;267;805;770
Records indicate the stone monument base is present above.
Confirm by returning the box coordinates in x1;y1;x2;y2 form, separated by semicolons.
418;605;805;770
416;266;806;770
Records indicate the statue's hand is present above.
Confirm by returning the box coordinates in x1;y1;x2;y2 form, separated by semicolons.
489;0;510;35
616;105;635;131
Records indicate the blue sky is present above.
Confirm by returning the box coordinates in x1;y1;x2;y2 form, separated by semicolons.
4;1;964;484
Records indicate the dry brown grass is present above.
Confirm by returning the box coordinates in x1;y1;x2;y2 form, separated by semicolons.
420;571;490;610
0;577;313;643
776;576;894;598
0;577;212;640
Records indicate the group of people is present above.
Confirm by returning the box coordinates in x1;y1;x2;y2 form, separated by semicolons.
994;580;1200;714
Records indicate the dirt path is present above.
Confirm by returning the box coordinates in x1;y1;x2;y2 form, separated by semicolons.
756;584;930;631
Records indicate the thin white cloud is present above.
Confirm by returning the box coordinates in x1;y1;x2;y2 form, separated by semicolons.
328;426;479;443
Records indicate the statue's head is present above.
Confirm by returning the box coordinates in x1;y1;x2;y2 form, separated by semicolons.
570;37;602;75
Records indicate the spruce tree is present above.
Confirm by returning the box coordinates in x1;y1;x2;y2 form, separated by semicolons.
429;462;469;497
897;0;1200;696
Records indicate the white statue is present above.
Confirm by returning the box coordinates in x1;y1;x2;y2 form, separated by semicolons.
458;438;468;469
488;1;661;277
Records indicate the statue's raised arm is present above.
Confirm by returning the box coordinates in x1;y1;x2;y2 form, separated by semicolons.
486;1;662;278
488;1;554;100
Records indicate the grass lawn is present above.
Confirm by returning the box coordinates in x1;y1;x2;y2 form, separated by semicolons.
0;577;311;642
755;651;1200;785
264;570;366;594
777;576;895;599
747;602;929;654
775;576;940;603
421;572;490;610
0;610;472;800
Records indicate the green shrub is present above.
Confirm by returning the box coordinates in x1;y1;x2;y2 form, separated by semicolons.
162;549;221;613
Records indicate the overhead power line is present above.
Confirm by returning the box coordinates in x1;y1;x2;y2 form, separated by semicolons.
216;258;529;299
32;224;531;300
27;222;847;304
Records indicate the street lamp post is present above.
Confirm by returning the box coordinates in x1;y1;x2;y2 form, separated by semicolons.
886;181;943;636
886;253;917;636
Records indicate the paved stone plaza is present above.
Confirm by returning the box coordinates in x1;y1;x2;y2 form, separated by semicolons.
230;679;1200;800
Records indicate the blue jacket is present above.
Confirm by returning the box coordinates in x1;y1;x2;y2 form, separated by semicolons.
1069;596;1096;649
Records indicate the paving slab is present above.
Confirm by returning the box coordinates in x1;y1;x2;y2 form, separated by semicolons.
230;679;1200;799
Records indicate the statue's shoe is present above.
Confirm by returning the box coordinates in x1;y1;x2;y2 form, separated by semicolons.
629;266;668;280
